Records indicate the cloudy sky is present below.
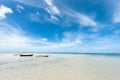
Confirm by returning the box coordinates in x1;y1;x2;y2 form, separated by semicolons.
0;0;120;53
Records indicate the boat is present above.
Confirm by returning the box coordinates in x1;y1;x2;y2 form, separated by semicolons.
36;55;49;57
20;54;33;57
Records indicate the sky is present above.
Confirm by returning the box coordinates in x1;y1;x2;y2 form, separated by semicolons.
0;0;120;53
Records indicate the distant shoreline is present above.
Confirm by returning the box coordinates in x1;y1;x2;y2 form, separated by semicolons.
0;52;120;57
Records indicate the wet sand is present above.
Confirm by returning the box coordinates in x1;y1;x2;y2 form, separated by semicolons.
0;54;120;80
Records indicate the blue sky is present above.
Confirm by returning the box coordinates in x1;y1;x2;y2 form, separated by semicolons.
0;0;120;53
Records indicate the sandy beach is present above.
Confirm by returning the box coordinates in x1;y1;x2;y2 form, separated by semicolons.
0;54;120;80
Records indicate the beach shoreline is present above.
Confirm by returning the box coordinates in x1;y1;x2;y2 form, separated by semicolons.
0;53;120;80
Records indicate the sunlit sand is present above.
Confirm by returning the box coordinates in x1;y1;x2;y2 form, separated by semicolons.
0;53;120;80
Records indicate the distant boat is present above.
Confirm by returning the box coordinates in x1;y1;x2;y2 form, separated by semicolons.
36;55;49;57
20;54;33;57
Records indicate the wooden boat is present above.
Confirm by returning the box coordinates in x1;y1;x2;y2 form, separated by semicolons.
20;54;33;57
36;55;49;57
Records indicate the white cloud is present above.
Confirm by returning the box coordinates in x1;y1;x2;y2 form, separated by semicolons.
64;9;97;26
49;32;82;48
45;0;60;15
16;5;24;13
78;14;97;26
0;21;119;52
15;0;97;26
113;11;120;23
0;22;29;49
112;1;120;23
45;0;53;6
0;22;82;52
0;22;50;52
44;0;60;22
15;0;59;16
0;5;13;20
15;0;60;22
50;15;59;21
15;0;46;9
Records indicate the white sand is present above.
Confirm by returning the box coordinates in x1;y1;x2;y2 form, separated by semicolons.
0;54;120;80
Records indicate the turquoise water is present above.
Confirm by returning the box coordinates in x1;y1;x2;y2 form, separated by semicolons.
0;53;120;65
1;52;120;57
15;52;120;57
